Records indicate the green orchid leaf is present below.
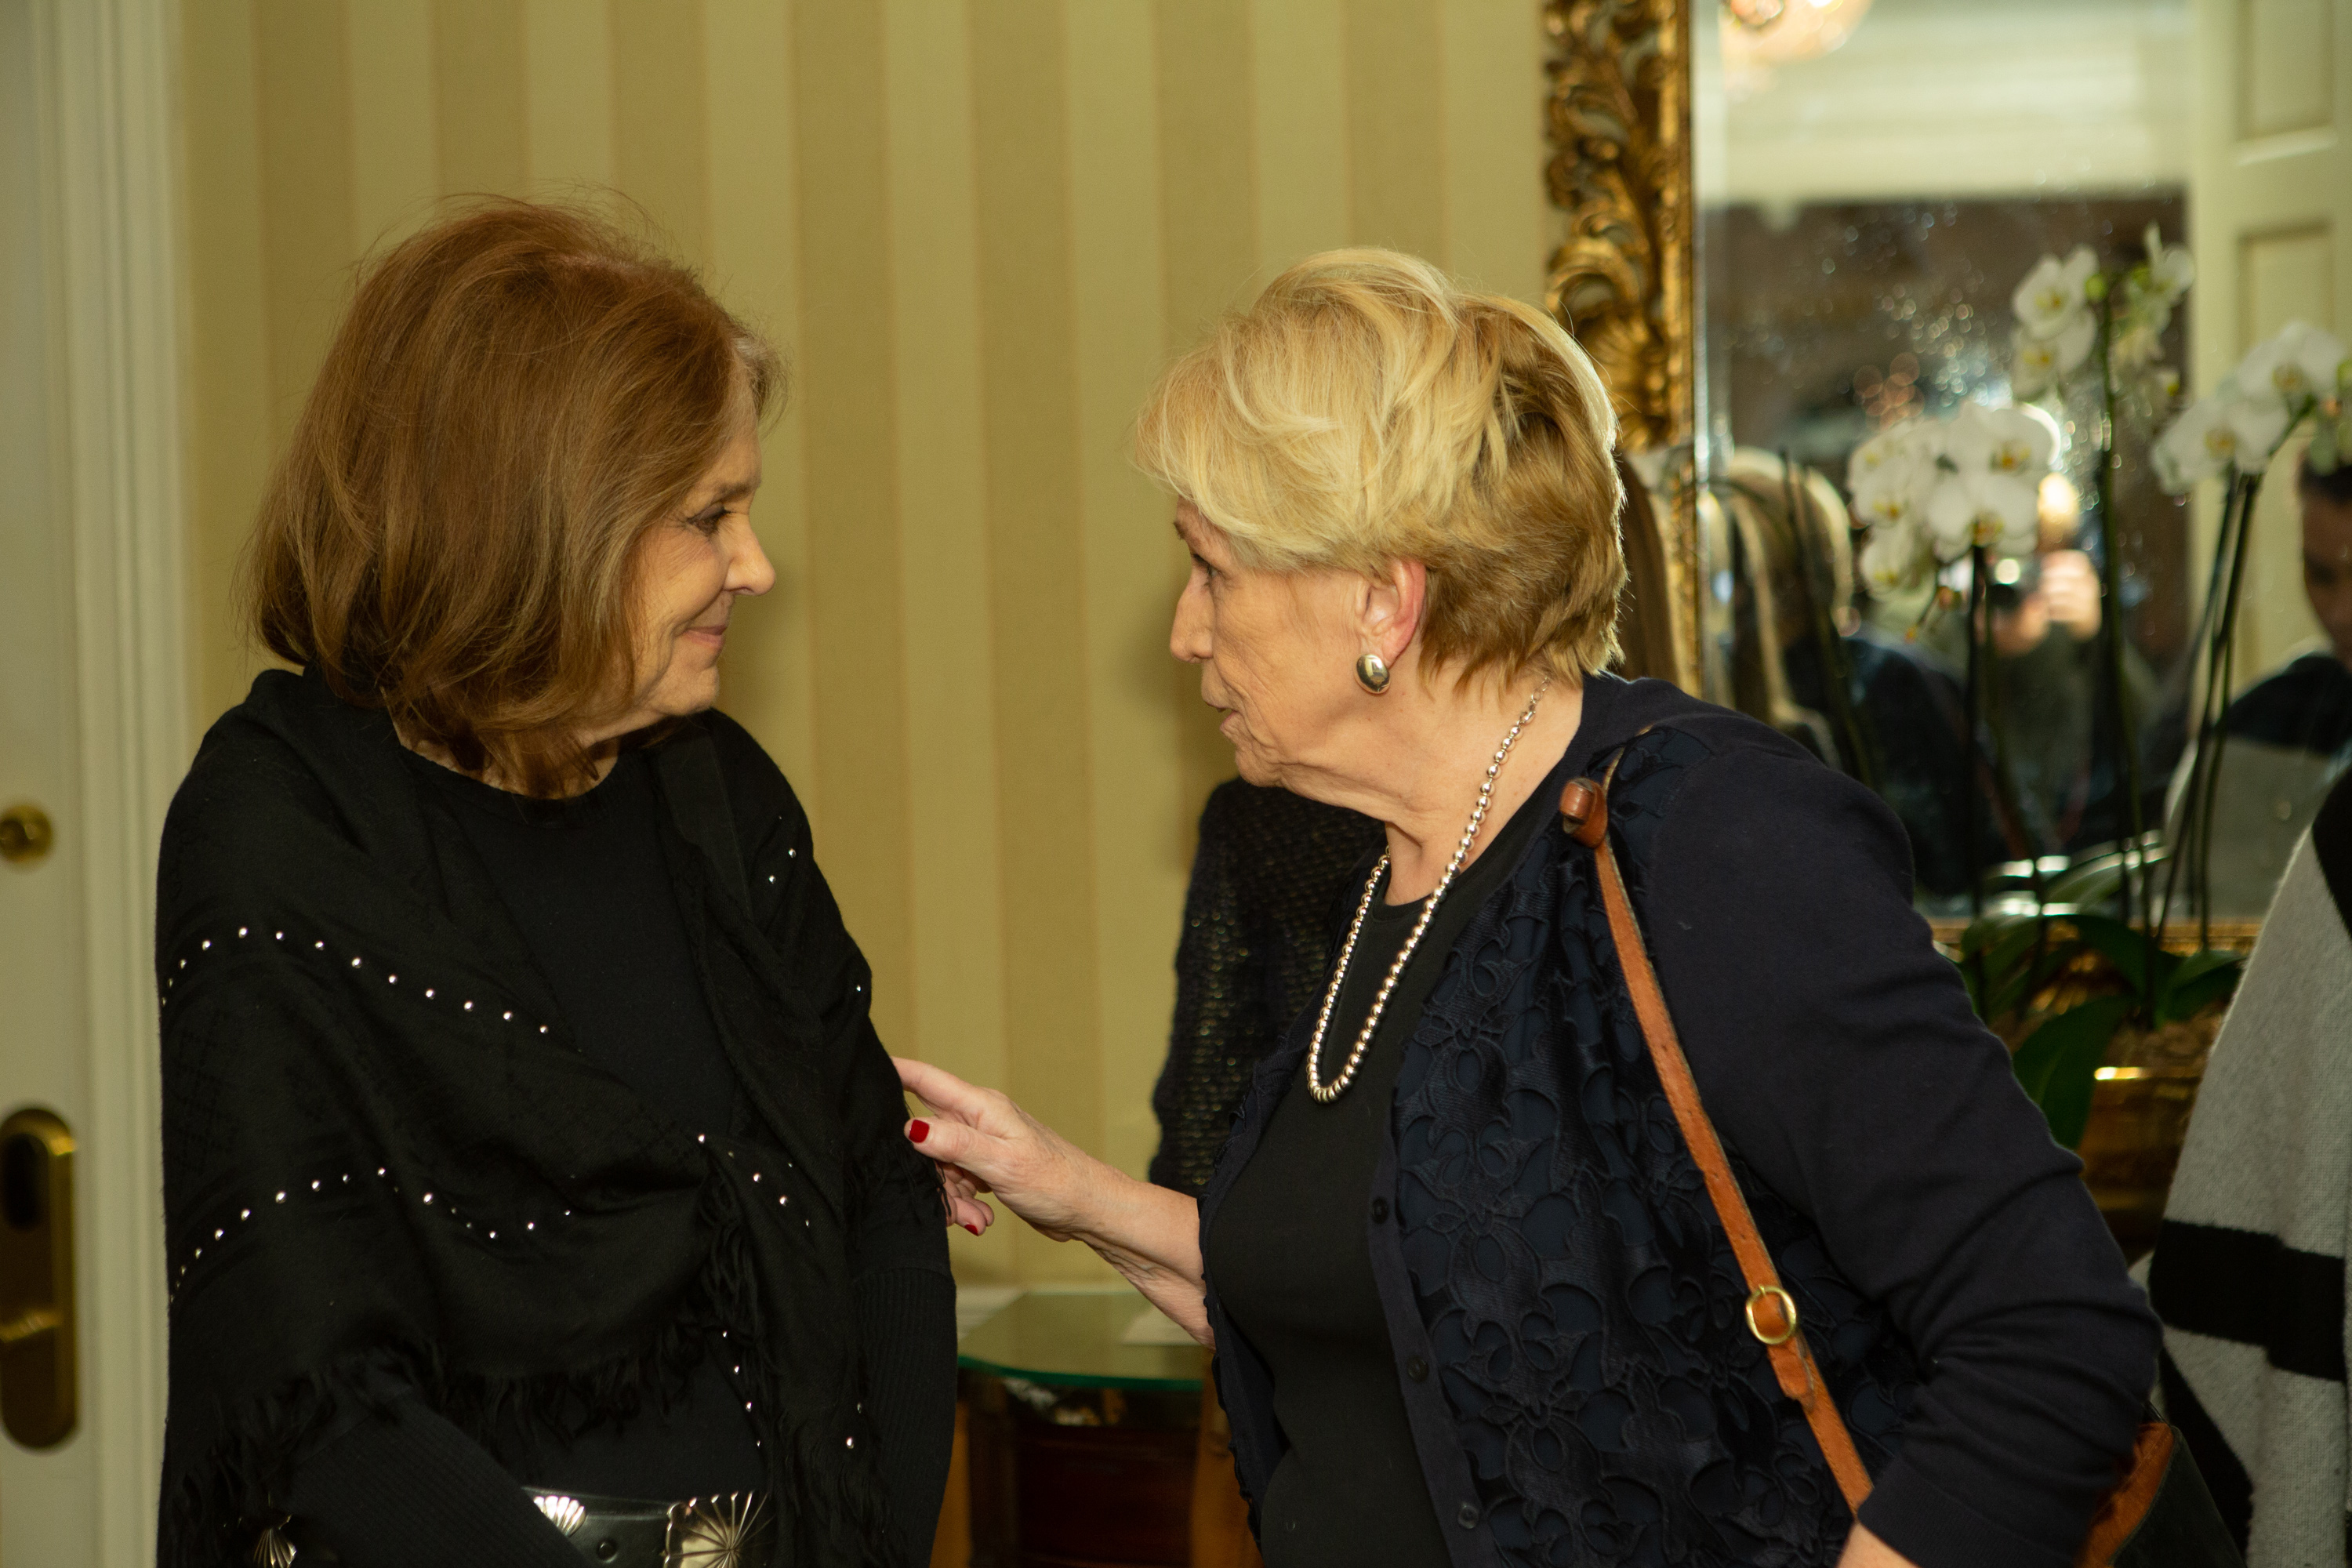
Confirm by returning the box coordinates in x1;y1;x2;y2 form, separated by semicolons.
1981;920;2051;981
1955;913;2082;1024
2158;949;2245;1024
1960;912;2035;960
1990;938;2087;1024
2011;994;2134;1149
2062;913;2176;1000
1958;913;2040;1014
2042;861;2127;906
2167;947;2241;989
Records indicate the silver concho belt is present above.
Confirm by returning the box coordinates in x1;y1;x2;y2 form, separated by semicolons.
528;1489;773;1568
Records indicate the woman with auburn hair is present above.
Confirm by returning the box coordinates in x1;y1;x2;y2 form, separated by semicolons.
156;202;952;1568
897;252;2161;1568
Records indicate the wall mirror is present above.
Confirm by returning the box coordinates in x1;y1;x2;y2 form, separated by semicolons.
1550;0;2352;1243
1554;0;2350;938
1698;0;2194;928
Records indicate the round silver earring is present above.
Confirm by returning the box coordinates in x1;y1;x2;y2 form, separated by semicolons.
1354;652;1391;695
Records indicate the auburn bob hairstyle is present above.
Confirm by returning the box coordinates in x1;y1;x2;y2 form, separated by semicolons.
1134;249;1625;684
245;200;781;791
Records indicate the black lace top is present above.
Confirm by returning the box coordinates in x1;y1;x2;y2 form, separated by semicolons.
1210;759;1561;1567
1197;675;2159;1568
1149;782;1384;1193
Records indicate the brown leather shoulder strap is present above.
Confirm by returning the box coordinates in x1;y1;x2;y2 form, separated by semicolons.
1559;770;1875;1514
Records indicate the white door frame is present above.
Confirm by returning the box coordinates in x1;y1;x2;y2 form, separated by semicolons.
33;0;184;1555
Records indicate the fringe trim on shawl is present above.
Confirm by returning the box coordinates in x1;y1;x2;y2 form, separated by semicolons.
160;1167;901;1568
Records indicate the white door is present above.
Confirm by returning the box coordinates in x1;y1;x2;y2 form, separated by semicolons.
2190;0;2352;676
1;0;183;1562
0;0;97;1557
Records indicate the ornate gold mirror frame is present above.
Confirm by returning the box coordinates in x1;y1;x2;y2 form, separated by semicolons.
1539;1;2259;951
1544;0;1702;693
1542;4;2256;1253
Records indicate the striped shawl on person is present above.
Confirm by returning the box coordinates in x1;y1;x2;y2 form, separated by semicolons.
2150;768;2352;1565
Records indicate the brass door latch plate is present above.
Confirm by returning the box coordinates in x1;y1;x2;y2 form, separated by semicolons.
0;1107;76;1449
0;803;54;867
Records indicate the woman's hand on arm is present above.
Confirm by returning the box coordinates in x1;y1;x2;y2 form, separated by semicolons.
892;1057;1212;1345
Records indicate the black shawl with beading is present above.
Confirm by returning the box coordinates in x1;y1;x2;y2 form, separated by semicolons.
154;670;943;1566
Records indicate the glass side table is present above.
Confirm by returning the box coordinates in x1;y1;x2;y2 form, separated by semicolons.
949;1288;1231;1568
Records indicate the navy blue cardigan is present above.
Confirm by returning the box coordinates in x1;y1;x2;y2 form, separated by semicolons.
1196;676;2158;1568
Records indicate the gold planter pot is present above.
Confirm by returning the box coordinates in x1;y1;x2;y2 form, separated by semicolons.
2074;1014;2224;1262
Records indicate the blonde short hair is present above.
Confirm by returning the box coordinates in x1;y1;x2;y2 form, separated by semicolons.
1134;249;1625;683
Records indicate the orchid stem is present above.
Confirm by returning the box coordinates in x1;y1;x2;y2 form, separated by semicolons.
2091;289;2147;938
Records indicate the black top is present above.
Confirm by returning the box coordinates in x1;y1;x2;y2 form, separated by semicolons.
285;750;958;1560
155;672;954;1568
1781;632;1975;896
1210;769;1556;1568
407;750;765;1497
1198;676;2159;1568
420;750;741;1133
2224;651;2352;755
1152;782;1385;1193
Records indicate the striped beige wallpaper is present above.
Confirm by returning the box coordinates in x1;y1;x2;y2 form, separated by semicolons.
180;0;1552;1284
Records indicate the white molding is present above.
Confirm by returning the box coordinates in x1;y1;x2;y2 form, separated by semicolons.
44;0;185;1555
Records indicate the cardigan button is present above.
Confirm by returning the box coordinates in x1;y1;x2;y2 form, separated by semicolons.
1405;1355;1428;1382
1369;1197;1389;1223
1456;1501;1479;1530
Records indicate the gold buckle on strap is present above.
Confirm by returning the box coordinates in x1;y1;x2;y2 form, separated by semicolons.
1744;1284;1799;1346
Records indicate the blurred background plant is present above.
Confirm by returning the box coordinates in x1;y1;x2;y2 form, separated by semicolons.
1964;315;2352;1244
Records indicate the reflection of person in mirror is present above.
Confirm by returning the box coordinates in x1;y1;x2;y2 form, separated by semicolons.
1978;474;2160;857
2176;455;2352;914
1714;449;1976;897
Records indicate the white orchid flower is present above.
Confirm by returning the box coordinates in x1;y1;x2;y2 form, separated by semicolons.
2013;246;2100;340
2238;319;2349;404
2143;223;2194;303
2051;310;2096;374
1859;521;1926;593
2154;383;2295;491
1844;425;1915;492
1926;469;2039;558
1992;494;2043;557
1964;405;2057;478
2224;393;2291;471
2151;400;2227;492
2012;331;2062;400
1852;464;1928;533
2011;314;2096;397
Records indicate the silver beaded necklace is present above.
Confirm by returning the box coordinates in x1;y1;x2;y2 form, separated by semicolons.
1305;676;1552;1104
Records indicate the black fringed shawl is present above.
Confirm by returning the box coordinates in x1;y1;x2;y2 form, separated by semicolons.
154;670;946;1567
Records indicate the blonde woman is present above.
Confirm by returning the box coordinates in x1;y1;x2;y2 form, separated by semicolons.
898;252;2156;1568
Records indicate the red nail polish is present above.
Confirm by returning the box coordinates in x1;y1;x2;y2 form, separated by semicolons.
909;1119;930;1143
964;1223;982;1236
